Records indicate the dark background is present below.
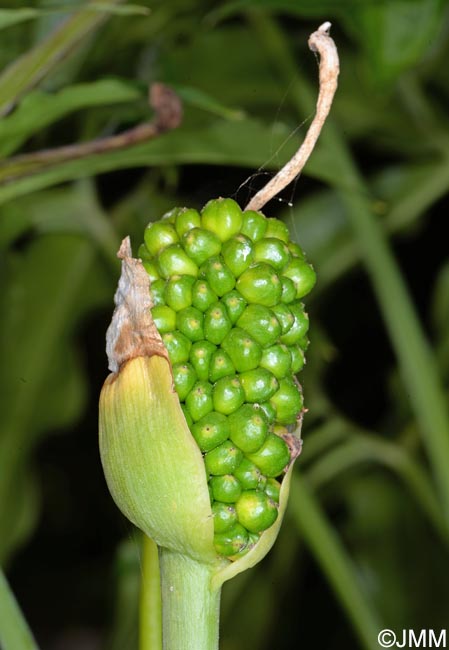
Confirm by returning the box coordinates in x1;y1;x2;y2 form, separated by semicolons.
1;1;449;649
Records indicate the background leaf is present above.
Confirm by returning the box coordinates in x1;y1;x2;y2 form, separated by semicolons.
2;1;449;648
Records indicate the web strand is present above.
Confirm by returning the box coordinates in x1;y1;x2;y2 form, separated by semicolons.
244;22;340;213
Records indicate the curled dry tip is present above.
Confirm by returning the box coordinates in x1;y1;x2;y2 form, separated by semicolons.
245;20;340;213
308;20;340;76
318;21;332;34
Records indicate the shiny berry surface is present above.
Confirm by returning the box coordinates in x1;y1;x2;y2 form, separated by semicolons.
140;198;314;558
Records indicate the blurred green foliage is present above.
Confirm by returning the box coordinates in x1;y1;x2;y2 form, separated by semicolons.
1;1;449;649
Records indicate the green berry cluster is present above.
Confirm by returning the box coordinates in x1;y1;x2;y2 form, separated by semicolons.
139;198;315;559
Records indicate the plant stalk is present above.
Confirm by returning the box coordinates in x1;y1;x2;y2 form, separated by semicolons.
140;535;162;650
0;568;40;650
158;549;221;650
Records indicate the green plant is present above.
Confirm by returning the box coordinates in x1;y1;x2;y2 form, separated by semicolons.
98;24;338;647
2;2;449;650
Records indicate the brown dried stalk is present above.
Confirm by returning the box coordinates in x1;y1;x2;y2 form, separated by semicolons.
245;22;339;212
0;83;182;184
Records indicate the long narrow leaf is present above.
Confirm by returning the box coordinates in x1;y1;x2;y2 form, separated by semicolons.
0;9;39;31
0;0;124;117
0;569;40;650
290;474;381;650
0;79;141;158
305;436;448;543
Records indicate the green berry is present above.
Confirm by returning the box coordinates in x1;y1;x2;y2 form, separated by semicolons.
161;206;183;223
201;198;243;242
239;368;279;403
258;401;277;424
279;302;309;345
191;411;228;452
209;349;235;383
288;242;306;259
205;440;243;475
191;280;218;312
201;257;235;296
213;376;245;414
176;306;204;342
246;433;290;477
236;490;278;533
221;234;254;277
297;335;309;351
150;278;166;306
264;218;289;242
162;331;191;364
280;276;296;304
221;290;247;324
234;457;267;490
253;237;291;271
190;340;216;381
265;478;281;502
282;258;316;298
212;502;237;533
185;381;214;421
213;522;248;555
204;302;233;345
137;242;152;263
247;532;261;548
151;305;176;334
210;475;242;503
236;263;282;307
269;377;303;425
174;208;201;237
141;259;160;282
172;362;197;401
182;228;222;266
271;303;294;335
228;404;268;453
181;403;193;427
144;221;179;256
236;304;281;348
240;210;267;242
164;275;195;311
289;345;305;373
260;344;291;379
221;328;262;372
158;244;199;278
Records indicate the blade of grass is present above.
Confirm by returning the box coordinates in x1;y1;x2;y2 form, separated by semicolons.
0;9;39;31
306;435;448;543
0;0;124;117
0;568;40;650
312;158;449;290
250;11;449;520
290;473;381;650
0;79;141;159
300;420;351;464
0;5;147;32
139;536;162;650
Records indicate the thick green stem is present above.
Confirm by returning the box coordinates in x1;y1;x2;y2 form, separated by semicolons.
158;549;221;650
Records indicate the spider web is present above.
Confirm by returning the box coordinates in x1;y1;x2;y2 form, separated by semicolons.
233;80;315;220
